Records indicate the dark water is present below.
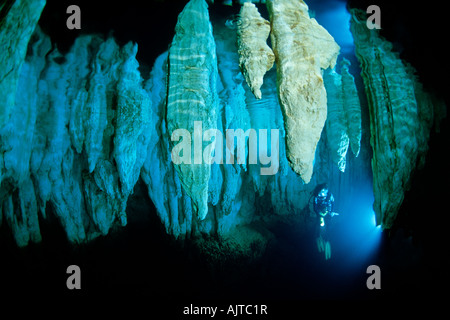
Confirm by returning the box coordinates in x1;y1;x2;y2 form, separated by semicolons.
0;176;441;301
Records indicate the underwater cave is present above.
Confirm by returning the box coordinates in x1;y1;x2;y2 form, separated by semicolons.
0;0;449;309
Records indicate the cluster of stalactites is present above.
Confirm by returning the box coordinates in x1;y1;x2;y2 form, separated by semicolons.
236;2;274;99
0;2;151;247
0;0;367;249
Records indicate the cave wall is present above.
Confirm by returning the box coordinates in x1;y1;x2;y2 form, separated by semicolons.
0;26;155;246
349;9;446;228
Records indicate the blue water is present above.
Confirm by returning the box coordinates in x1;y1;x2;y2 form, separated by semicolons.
308;0;355;54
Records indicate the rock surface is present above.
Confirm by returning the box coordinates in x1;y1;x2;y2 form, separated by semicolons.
350;9;446;227
236;2;274;99
267;0;340;183
322;58;362;172
0;0;46;129
166;0;219;221
341;58;362;157
0;24;151;245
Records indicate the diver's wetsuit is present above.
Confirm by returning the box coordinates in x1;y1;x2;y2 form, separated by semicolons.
313;187;335;260
314;189;334;228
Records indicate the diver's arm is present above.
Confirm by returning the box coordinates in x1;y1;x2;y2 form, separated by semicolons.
329;194;335;213
329;194;339;217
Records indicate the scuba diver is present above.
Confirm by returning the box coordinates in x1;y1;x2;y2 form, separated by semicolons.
311;183;339;260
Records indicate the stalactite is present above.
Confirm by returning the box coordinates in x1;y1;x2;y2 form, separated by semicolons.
323;68;349;172
340;58;362;157
350;9;446;228
266;0;340;183
166;0;219;221
0;0;46;129
236;2;274;99
0;24;151;245
323;57;361;172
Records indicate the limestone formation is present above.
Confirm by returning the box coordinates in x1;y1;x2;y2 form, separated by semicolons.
0;0;46;129
341;58;361;157
166;0;219;220
323;69;349;172
350;9;446;228
237;2;274;99
323;58;361;172
266;0;340;183
0;20;150;245
114;43;151;195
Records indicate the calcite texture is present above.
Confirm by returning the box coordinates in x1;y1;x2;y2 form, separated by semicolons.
323;58;362;172
323;68;349;172
267;0;340;183
236;2;274;99
0;25;151;246
350;9;446;228
341;58;361;157
0;0;46;128
114;43;151;195
166;0;219;221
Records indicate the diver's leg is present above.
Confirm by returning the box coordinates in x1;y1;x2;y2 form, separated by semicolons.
316;235;324;252
325;241;331;260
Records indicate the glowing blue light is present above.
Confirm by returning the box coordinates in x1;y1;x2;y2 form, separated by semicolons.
330;184;382;272
307;0;355;54
368;209;379;228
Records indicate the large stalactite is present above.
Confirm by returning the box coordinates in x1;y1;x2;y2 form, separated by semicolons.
266;0;340;184
236;2;274;100
350;9;446;228
323;68;350;173
0;16;152;245
166;0;219;221
323;58;362;172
